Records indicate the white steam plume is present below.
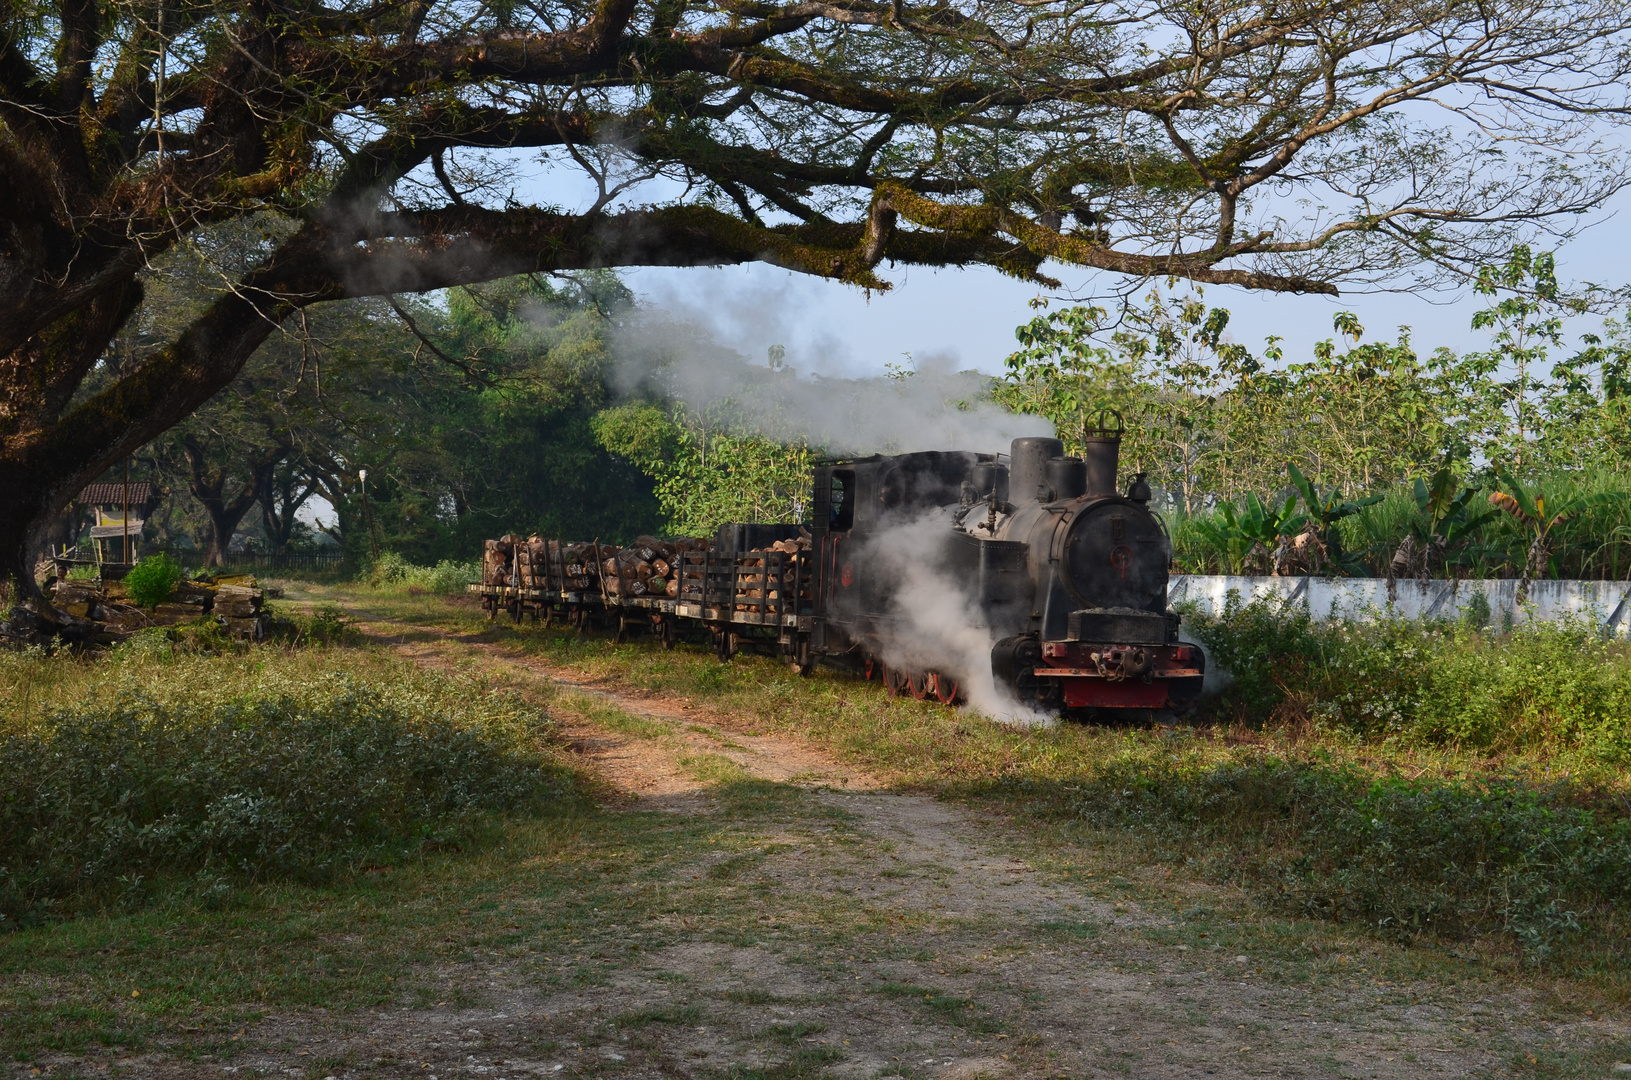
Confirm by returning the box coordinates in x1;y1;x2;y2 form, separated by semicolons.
867;510;1055;727
610;304;1054;456
607;292;1056;725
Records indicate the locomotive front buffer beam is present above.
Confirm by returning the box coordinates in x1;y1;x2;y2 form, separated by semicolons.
1032;641;1205;710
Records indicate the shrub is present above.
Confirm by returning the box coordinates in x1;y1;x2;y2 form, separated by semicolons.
0;662;576;924
1055;747;1631;958
364;552;478;595
1186;599;1631;761
123;552;183;608
363;550;413;586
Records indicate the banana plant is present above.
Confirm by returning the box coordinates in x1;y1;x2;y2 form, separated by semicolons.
1488;470;1619;598
1395;468;1495;578
1287;464;1384;574
1192;492;1306;574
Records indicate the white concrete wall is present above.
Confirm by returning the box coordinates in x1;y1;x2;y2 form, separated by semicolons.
1167;575;1631;635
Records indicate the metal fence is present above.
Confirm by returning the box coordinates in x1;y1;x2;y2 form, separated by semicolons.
219;552;351;574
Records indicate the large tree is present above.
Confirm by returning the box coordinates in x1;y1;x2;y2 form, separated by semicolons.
3;0;1630;596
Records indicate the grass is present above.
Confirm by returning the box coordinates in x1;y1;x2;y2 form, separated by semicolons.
0;746;877;1058
9;578;1631;1072
290;583;1631;975
0;636;579;925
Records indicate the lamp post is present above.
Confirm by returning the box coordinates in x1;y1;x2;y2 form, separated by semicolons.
359;469;381;561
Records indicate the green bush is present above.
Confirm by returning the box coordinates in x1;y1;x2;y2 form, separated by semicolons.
1186;599;1631;761
364;552;478;594
0;665;575;925
1053;747;1631;958
123;552;183;607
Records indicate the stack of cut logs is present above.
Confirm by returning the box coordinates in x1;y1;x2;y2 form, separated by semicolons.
605;536;710;598
2;574;270;646
483;534;710;598
730;535;813;612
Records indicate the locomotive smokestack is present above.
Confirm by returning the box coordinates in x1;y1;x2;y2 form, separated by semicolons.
1081;411;1123;498
1009;437;1064;505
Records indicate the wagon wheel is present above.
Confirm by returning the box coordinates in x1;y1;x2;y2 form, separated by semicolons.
712;625;736;662
787;635;814;676
660;616;678;651
542;605;554;629
614;614;629;645
908;670;930;700
508;599;523;624
931;672;961;705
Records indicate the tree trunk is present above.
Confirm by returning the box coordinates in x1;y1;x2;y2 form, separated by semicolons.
182;437;288;568
2;285;290;598
259;465;320;554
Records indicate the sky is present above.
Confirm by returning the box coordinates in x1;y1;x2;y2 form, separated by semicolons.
500;137;1631;382
619;193;1631;381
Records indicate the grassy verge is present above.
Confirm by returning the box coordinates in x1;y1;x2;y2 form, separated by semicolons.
295;584;1631;979
0;635;580;926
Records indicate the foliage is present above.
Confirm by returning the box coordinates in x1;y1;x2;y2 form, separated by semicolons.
1061;749;1630;957
1487;470;1623;588
0;651;574;924
1184;599;1631;761
593;402;813;536
129;269;662;563
1173;469;1631;579
364;553;480;595
1000;252;1631;519
123;553;183;609
1187;493;1304;575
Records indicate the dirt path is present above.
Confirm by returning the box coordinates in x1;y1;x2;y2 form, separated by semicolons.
276;612;1627;1080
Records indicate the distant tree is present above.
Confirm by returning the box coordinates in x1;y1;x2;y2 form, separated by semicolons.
594;401;812;536
999;251;1631;508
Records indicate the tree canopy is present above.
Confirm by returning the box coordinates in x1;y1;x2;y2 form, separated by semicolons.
5;0;1631;589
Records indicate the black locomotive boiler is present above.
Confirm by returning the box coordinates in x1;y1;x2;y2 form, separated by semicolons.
808;425;1205;714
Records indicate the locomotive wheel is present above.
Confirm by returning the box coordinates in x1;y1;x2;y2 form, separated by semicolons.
931;672;961;705
863;658;877;681
907;671;930;700
882;665;904;697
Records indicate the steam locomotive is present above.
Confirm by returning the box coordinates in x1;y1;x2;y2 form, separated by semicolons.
482;425;1205;718
808;425;1205;714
